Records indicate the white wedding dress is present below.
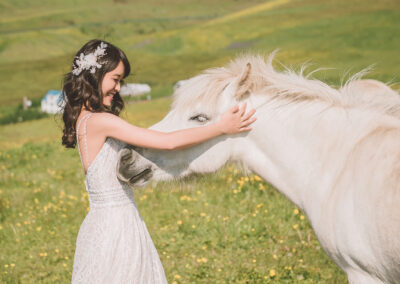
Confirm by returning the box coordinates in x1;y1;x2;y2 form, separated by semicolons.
71;112;168;284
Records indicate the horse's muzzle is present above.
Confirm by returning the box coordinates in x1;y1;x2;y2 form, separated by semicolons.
116;146;153;187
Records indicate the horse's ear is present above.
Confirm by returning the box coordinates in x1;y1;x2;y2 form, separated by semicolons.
221;62;252;101
235;62;253;100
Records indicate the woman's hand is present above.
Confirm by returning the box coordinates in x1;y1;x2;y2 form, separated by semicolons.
217;102;257;134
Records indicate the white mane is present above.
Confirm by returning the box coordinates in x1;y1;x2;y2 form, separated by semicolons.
172;53;400;119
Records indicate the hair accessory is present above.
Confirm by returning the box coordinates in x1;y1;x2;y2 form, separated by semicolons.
72;42;108;76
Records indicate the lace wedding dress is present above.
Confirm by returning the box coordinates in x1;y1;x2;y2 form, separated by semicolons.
71;112;167;284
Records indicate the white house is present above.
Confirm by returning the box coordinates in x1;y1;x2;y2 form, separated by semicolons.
119;83;151;97
41;90;65;114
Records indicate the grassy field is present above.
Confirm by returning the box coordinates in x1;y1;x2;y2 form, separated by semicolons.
1;0;399;282
0;98;347;283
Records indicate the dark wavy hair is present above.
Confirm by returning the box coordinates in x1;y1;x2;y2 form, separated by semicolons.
61;39;131;148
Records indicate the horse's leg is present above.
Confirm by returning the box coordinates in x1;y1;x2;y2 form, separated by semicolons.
347;270;385;284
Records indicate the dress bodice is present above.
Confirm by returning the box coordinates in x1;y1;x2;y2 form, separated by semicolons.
76;113;135;209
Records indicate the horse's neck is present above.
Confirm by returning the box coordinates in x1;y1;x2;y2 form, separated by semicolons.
243;97;386;214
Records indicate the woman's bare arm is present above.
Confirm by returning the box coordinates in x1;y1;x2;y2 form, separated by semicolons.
99;103;256;150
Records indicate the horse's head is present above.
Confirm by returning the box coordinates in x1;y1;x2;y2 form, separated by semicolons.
117;53;396;192
117;56;262;186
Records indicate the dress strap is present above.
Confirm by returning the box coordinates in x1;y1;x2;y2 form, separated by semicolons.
76;112;93;172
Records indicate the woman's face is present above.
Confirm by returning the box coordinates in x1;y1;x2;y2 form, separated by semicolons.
102;60;125;107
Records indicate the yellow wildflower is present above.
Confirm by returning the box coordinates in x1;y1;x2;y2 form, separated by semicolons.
269;269;276;277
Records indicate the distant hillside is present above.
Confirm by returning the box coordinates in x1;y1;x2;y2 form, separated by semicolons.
0;0;399;106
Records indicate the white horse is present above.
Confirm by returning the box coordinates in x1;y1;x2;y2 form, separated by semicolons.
117;54;400;284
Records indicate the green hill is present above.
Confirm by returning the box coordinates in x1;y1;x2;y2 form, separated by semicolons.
0;0;399;106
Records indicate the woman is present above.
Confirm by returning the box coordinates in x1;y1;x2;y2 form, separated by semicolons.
61;39;256;283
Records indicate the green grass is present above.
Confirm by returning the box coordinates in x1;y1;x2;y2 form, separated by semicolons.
0;97;346;283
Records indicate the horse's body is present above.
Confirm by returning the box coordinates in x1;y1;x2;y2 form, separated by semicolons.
117;54;400;283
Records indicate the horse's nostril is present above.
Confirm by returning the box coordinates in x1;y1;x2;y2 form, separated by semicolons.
119;148;143;165
128;168;152;185
119;149;133;162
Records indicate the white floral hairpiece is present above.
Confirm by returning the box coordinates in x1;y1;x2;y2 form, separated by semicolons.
72;42;108;76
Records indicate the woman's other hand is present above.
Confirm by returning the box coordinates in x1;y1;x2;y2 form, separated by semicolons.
218;102;257;134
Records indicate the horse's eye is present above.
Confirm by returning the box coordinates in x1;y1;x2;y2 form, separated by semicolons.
189;114;209;123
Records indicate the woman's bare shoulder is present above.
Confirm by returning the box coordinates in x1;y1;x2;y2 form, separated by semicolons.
93;112;133;133
89;112;125;134
91;112;147;144
91;112;123;123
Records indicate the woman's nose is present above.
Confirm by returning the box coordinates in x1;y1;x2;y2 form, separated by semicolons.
115;82;121;92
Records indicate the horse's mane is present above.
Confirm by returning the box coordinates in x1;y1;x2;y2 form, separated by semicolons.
172;53;400;119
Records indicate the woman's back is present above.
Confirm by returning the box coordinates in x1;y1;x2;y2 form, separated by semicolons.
76;111;108;175
75;112;136;208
